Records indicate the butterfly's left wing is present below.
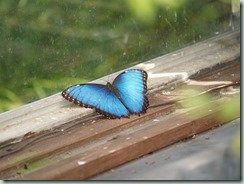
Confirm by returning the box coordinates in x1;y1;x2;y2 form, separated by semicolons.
62;84;130;118
112;69;149;115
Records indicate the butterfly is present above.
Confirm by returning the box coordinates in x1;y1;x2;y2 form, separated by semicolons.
61;69;149;119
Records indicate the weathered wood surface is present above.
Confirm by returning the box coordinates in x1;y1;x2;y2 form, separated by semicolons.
0;30;240;180
0;58;240;180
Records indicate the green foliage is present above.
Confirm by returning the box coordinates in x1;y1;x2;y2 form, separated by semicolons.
217;95;240;122
176;86;240;125
177;87;209;105
0;0;233;113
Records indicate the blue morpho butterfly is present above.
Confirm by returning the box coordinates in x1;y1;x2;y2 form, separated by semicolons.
62;69;149;119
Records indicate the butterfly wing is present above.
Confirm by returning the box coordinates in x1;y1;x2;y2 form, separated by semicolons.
112;69;149;115
62;84;130;118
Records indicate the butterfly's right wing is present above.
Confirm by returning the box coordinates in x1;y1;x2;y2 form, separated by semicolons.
62;84;130;118
112;69;149;115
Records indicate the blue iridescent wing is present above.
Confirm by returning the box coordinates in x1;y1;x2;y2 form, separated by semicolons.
112;69;149;115
62;84;130;118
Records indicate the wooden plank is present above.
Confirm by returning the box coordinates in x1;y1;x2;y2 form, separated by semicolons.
0;59;240;180
0;95;176;178
20;95;240;180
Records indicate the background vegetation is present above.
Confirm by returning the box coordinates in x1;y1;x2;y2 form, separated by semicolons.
0;0;235;112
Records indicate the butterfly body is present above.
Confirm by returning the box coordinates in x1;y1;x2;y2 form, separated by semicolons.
62;69;149;119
